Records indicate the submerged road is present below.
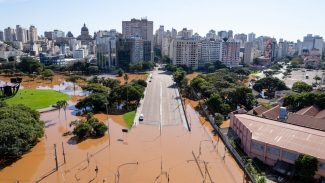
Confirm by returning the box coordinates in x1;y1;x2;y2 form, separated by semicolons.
139;68;186;127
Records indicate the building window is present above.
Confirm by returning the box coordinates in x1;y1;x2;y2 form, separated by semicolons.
252;142;264;151
282;151;298;161
267;146;280;156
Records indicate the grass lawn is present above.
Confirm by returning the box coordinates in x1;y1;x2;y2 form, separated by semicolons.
123;111;136;129
5;89;69;110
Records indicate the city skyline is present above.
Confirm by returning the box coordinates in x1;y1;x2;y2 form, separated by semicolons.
0;0;324;42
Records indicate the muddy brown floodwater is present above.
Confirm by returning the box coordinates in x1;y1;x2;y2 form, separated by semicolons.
0;77;245;183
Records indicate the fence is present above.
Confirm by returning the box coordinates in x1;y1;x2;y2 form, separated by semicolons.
188;88;257;183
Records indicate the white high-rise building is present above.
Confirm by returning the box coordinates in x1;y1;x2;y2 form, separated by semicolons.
301;34;324;56
248;33;256;42
170;39;199;69
199;39;222;67
162;37;172;56
155;25;165;46
244;42;254;65
29;25;38;42
4;27;15;42
16;25;28;43
221;39;240;68
206;30;218;40
178;28;193;39
53;30;65;39
234;33;248;47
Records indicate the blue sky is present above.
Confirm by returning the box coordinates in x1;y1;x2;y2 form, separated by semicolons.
0;0;324;42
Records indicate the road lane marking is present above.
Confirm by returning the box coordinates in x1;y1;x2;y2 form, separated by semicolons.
160;82;163;135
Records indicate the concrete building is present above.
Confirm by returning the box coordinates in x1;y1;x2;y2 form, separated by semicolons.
77;23;93;45
302;34;324;56
161;37;172;56
228;30;233;39
169;38;198;69
4;27;16;42
0;31;4;41
122;18;153;60
221;38;240;68
73;49;85;59
244;42;254;65
44;31;53;40
234;33;247;47
29;25;38;42
178;28;193;39
155;25;165;47
218;31;228;39
230;111;325;179
53;30;65;39
206;30;218;40
96;36;118;70
16;25;28;43
199;39;222;68
248;33;256;42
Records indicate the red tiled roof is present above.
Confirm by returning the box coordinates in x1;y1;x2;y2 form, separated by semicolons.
253;105;269;115
261;105;280;120
296;105;320;116
315;109;325;119
286;113;325;131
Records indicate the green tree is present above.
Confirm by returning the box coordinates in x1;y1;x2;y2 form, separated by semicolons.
76;93;108;112
173;68;186;87
82;83;110;93
292;81;313;93
18;57;43;74
102;78;121;89
214;113;224;127
0;104;43;159
41;69;54;79
253;77;288;94
66;75;86;95
313;75;321;85
117;68;124;77
206;93;223;114
295;154;318;182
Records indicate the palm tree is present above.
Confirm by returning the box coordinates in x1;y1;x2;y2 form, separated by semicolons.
314;75;321;86
57;100;69;130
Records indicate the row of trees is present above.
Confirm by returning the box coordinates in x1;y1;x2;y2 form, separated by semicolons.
0;102;44;163
76;76;146;113
283;92;325;111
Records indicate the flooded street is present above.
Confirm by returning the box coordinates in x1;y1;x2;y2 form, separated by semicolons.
0;72;245;183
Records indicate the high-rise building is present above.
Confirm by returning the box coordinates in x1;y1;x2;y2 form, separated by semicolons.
29;25;38;42
155;25;165;46
96;36;117;70
301;34;323;56
122;18;153;41
4;27;15;42
178;28;193;39
221;39;240;68
161;37;172;56
15;25;28;43
169;39;199;69
199;39;222;67
206;30;218;40
228;30;233;39
122;18;153;60
218;31;228;39
0;31;4;41
53;30;65;39
248;33;256;42
44;31;53;40
171;28;177;38
244;42;254;65
234;33;247;47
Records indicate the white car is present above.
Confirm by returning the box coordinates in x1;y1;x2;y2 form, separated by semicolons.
139;114;144;121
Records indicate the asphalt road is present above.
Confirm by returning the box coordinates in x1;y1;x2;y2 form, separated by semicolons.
139;68;185;127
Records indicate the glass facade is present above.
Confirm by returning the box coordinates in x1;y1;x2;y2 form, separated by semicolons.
267;146;280;156
252;142;264;151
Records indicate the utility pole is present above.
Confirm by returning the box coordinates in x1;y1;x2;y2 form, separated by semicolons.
54;144;58;171
62;142;66;164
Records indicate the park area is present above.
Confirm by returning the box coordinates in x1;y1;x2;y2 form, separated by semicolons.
5;89;69;110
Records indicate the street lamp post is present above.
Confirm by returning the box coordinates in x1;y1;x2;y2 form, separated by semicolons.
105;102;110;146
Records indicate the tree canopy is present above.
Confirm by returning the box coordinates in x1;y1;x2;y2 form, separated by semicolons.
292;81;313;93
0;103;44;160
71;113;107;140
295;154;318;182
253;77;288;94
283;92;325;111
